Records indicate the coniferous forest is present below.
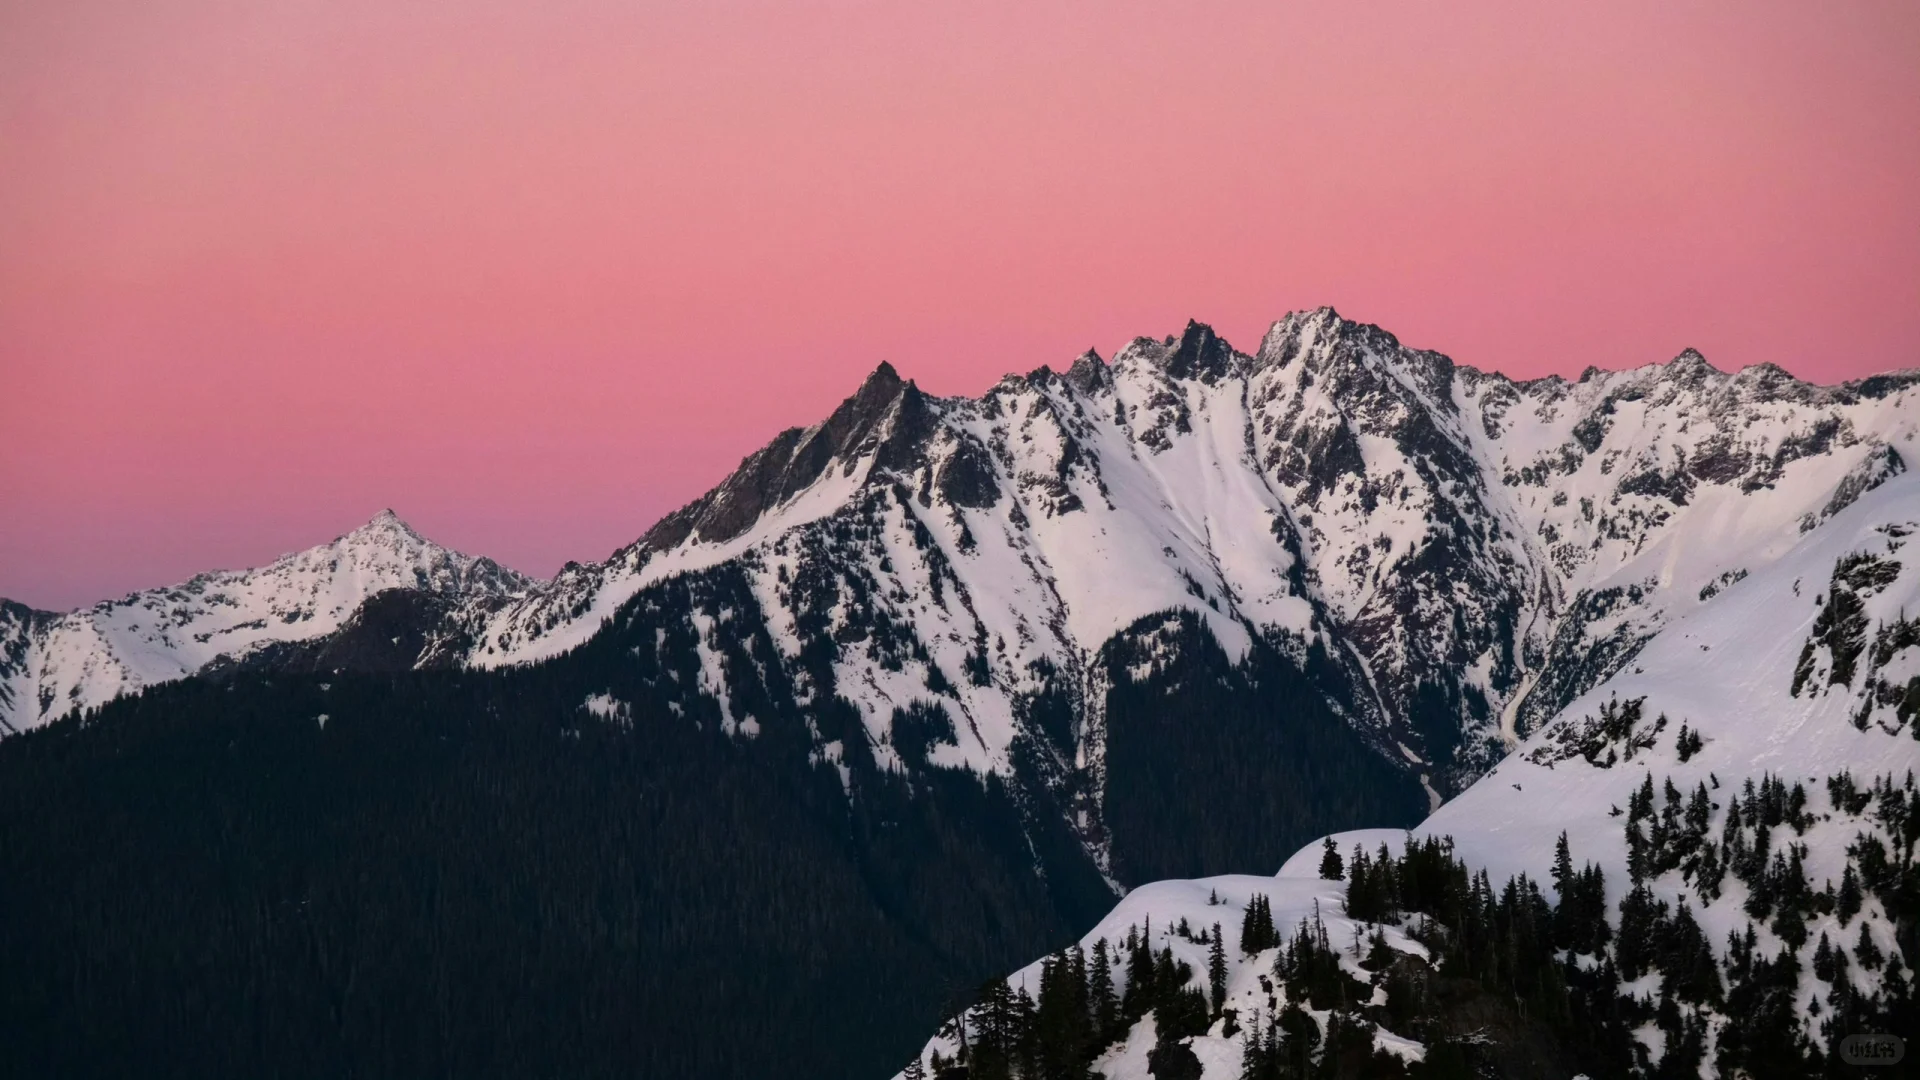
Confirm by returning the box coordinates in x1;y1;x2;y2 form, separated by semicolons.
0;573;1424;1079
0;668;1083;1078
924;779;1920;1080
1100;613;1429;886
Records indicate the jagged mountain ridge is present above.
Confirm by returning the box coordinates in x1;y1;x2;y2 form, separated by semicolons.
5;309;1916;811
455;309;1915;795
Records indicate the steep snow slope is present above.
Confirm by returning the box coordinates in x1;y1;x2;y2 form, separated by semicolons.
901;472;1920;1076
0;511;530;733
1406;471;1920;901
1460;349;1919;740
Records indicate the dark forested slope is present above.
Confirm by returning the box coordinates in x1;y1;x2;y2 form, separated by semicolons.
0;568;1111;1080
0;564;1422;1079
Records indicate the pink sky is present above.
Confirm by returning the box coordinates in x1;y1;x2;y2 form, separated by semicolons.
4;0;1918;610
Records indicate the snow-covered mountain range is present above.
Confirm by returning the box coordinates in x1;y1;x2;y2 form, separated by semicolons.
897;461;1920;1078
7;307;1918;1077
451;309;1919;803
8;308;1913;807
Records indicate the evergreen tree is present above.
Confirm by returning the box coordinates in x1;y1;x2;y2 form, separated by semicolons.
1362;928;1395;974
1374;842;1402;911
1626;819;1649;884
1856;922;1884;970
1347;845;1378;920
1768;848;1812;950
1694;840;1725;902
1660;903;1722;1007
1088;939;1118;1045
1685;783;1712;844
1838;863;1864;925
1551;831;1574;899
1208;922;1228;1015
1659;775;1684;855
1011;985;1038;1079
1123;927;1155;1022
1616;884;1670;982
1675;723;1703;763
1068;944;1089;1047
1631;772;1657;822
1319;836;1345;880
1239;894;1278;955
1032;948;1090;1080
1237;1012;1267;1080
1812;932;1838;982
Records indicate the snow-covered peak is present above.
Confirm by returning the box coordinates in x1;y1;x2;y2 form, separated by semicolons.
277;509;532;597
1665;345;1716;371
351;507;421;542
0;512;532;732
265;311;1917;793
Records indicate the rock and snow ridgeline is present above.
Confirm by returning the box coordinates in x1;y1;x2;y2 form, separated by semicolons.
6;310;1913;799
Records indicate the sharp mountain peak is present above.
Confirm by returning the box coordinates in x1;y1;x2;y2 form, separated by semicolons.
345;508;427;544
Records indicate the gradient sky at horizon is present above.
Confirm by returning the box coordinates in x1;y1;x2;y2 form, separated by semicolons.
4;0;1919;610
